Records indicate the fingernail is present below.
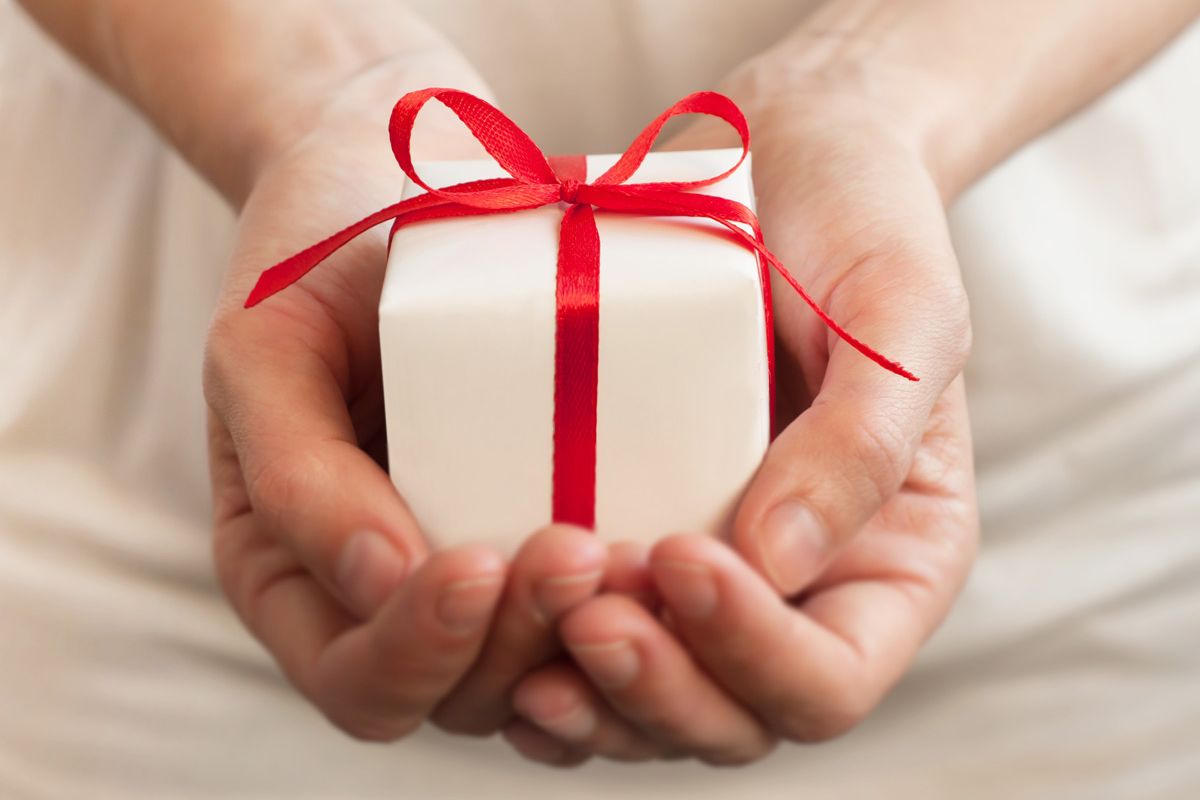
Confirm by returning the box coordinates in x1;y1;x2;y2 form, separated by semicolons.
568;639;639;689
336;530;408;615
758;500;828;594
437;575;503;633
531;570;604;626
654;560;718;618
534;700;598;743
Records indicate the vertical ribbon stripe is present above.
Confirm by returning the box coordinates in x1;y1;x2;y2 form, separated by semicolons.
548;154;599;528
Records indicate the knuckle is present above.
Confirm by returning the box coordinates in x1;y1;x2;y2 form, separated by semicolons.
202;315;286;450
777;711;852;744
544;751;592;768
201;313;242;409
916;512;981;598
245;449;326;518
316;678;424;742
842;411;912;500
898;271;972;373
709;629;771;680
595;731;678;763
780;716;851;744
209;528;240;597
616;743;670;763
366;627;459;697
699;736;778;767
950;304;973;367
934;280;973;369
429;705;500;738
367;624;416;673
209;532;268;629
624;704;677;737
631;702;756;760
819;679;874;735
307;659;426;744
623;699;706;747
775;679;873;743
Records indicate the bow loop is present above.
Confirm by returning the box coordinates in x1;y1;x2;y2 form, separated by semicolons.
594;91;750;190
388;87;558;201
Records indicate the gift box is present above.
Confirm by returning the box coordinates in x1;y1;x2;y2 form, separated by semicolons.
246;88;913;557
379;148;771;554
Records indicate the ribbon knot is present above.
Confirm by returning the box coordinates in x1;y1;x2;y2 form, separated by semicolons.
242;86;917;531
558;178;583;204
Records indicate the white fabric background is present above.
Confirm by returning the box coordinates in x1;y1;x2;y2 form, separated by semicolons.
1;1;1198;797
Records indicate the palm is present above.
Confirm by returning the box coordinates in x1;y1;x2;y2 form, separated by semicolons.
209;131;401;625
750;107;979;652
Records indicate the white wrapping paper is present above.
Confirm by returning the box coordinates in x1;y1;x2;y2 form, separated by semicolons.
379;148;769;553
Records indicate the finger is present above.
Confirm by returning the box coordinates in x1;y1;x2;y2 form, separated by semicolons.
650;532;950;742
559;595;776;765
307;544;506;740
204;300;424;620
501;720;592;768
510;661;672;762
736;248;972;595
432;526;606;735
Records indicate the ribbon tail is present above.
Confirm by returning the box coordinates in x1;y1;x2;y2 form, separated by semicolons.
551;202;602;529
586;187;918;382
244;178;534;308
717;219;919;383
245;200;428;308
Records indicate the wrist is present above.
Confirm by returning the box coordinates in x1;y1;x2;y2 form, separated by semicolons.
734;0;1200;204
237;51;498;205
720;28;984;204
98;1;490;206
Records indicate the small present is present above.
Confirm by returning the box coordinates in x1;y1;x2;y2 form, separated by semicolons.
245;88;913;556
379;148;770;553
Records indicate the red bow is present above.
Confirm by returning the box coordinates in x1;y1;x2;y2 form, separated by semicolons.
245;88;916;529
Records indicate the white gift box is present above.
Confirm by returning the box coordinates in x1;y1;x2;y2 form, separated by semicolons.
379;148;770;554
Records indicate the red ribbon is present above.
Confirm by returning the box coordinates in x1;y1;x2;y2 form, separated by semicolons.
245;88;917;530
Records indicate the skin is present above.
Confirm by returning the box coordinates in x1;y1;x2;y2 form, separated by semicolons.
19;0;1200;767
499;82;979;764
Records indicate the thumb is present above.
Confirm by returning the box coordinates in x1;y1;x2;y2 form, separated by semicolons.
734;265;971;596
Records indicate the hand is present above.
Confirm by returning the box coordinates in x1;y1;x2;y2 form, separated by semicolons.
203;53;608;741
501;68;979;765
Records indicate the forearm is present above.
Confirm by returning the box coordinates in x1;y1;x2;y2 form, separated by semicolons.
747;0;1200;200
17;0;467;203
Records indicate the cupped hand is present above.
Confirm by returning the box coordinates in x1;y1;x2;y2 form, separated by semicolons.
503;75;980;765
203;55;609;741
